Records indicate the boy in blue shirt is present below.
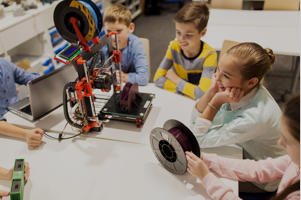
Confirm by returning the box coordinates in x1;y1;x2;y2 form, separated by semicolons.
0;57;44;149
98;4;149;86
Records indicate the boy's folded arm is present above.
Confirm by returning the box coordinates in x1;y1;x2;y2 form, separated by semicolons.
175;53;217;99
174;75;211;99
203;153;290;183
159;71;209;99
127;43;149;85
193;52;217;98
198;60;216;89
154;56;174;89
176;80;203;99
154;42;174;85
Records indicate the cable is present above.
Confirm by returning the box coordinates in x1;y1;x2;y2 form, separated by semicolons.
44;132;59;140
44;123;82;141
63;82;82;130
44;132;82;141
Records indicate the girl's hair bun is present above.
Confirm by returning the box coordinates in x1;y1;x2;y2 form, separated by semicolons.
265;48;275;65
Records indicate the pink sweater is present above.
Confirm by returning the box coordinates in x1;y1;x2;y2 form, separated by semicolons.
201;154;300;200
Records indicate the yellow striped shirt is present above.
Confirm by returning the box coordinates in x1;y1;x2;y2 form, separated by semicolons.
154;40;217;99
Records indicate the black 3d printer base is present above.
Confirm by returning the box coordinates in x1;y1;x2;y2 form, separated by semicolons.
99;92;155;128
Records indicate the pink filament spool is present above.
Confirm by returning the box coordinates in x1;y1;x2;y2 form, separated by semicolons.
168;128;193;153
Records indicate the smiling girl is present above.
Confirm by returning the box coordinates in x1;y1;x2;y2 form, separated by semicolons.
191;42;285;193
187;94;300;200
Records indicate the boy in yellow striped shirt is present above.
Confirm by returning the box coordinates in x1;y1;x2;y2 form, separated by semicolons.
154;2;217;99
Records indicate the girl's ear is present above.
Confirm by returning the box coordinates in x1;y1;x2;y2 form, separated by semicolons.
200;28;207;37
247;77;259;88
129;23;135;33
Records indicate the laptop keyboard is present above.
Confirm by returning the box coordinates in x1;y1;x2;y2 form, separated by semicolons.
20;105;32;115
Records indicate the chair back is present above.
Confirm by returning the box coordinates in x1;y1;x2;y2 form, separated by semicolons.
140;37;151;82
218;40;240;63
211;0;243;10
263;0;299;11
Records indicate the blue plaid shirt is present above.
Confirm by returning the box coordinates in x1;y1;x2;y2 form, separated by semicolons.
0;57;39;121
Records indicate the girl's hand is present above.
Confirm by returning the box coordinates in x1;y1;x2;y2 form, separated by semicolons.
186;151;210;180
211;87;244;107
0;190;9;200
208;73;219;95
4;162;30;181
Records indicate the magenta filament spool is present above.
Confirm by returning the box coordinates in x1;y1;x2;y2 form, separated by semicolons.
150;119;200;175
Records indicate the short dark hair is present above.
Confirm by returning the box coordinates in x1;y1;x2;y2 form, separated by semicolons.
173;2;210;33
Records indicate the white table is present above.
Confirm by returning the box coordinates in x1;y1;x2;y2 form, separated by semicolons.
204;25;300;56
204;9;300;95
2;83;242;199
0;133;241;200
4;84;196;145
208;9;300;28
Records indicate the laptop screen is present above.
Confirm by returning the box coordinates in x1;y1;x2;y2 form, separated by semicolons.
28;64;78;119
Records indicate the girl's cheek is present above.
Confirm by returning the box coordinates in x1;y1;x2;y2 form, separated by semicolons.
278;138;286;149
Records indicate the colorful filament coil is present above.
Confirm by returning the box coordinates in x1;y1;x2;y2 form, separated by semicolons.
53;0;103;43
168;128;193;152
150;119;200;175
78;1;98;32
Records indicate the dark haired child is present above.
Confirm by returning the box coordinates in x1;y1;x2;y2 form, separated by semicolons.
187;94;300;199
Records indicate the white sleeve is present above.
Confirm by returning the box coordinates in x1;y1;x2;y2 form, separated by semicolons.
194;114;262;148
190;99;204;127
192;117;213;135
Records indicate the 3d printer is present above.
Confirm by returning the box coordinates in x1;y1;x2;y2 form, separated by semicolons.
53;0;155;134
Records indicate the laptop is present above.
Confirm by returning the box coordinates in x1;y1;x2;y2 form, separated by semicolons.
8;64;78;121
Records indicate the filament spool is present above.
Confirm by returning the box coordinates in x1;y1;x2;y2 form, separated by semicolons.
150;119;200;175
53;0;103;43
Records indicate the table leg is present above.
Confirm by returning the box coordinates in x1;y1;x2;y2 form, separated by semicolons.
289;56;300;94
281;56;300;102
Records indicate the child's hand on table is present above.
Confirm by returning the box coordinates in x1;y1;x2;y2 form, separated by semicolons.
0;190;9;200
3;162;30;181
186;151;209;180
116;70;128;83
0;162;30;199
26;128;44;149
